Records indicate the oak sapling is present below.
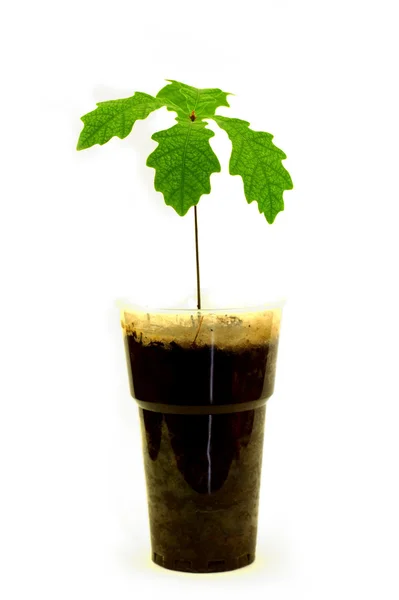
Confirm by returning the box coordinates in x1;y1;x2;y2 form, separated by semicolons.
77;80;293;574
77;79;293;308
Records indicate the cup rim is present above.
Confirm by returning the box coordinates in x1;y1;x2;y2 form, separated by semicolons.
116;298;286;314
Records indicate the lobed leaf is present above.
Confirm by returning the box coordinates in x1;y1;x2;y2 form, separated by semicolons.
212;116;293;223
146;119;221;216
77;92;164;150
157;80;231;120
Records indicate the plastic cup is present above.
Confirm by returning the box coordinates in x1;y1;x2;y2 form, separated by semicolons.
120;305;282;573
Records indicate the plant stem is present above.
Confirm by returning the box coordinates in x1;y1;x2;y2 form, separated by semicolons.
194;205;201;310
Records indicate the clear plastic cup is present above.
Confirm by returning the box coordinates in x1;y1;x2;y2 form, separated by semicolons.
120;304;282;573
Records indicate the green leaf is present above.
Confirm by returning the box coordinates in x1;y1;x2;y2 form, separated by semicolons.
157;80;230;120
77;92;164;150
212;116;293;223
146;119;221;216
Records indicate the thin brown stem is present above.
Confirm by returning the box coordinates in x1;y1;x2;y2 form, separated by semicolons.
194;205;201;310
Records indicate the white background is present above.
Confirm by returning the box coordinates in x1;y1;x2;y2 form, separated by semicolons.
1;0;399;598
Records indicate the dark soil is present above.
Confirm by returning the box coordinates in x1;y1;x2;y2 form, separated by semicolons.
124;330;278;406
124;332;279;573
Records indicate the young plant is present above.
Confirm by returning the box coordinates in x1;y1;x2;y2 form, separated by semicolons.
77;80;293;308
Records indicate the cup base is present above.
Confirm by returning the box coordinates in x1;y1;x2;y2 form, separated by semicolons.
152;551;255;573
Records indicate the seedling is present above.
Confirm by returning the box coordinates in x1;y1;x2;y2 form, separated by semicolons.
77;80;293;307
